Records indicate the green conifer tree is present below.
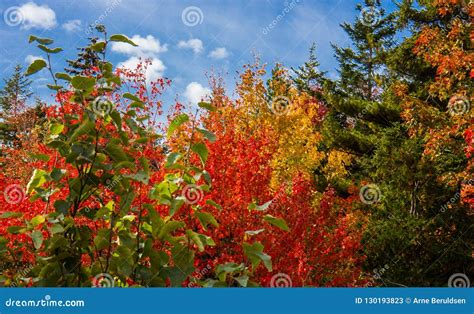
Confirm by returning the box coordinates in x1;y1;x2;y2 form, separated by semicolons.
0;64;32;113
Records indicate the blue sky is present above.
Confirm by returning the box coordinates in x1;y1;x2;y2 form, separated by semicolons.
0;0;398;109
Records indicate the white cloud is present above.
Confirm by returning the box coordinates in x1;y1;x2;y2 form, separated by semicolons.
111;35;168;57
112;34;168;83
62;19;81;32
25;55;45;64
177;39;204;54
209;47;229;59
118;56;165;82
17;2;57;30
184;82;211;105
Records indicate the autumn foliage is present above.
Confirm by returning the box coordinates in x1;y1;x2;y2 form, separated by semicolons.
0;0;472;287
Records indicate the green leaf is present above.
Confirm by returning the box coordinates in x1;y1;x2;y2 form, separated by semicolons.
53;200;70;214
55;72;71;81
91;41;106;52
110;110;122;131
0;236;8;252
123;170;149;184
139;156;151;176
167;114;189;138
119;191;135;214
216;262;245;275
27;169;48;194
47;84;63;91
37;44;63;53
263;214;289;231
235;275;249;287
248;200;272;211
47;140;66;149
50;123;64;135
123;92;142;102
186;230;216;252
114;246;134;277
107;75;121;86
94;228;111;250
50;168;66;182
105;143;130;162
167;244;195;286
150;178;179;202
202;170;212;185
95;201;114;220
28;35;53;45
205;199;222;211
47;234;67;251
243;242;272;271
165;152;182;169
191;143;208;165
198;102;216;112
29;153;50;162
50;224;64;234
31;215;45;227
26;59;47;76
0;212;23;219
114;161;135;170
31;230;43;249
130;101;145;109
68;119;95;143
169;198;185;217
158;221;184;239
122;214;136;222
195;211;219;230
197;128;216;143
109;34;138;46
71;76;96;90
7;226;25;234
